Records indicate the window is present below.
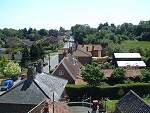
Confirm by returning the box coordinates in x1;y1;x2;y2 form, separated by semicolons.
59;70;64;76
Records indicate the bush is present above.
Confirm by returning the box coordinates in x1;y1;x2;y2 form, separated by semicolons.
141;69;150;83
3;61;21;79
81;62;105;86
66;83;150;101
108;68;126;84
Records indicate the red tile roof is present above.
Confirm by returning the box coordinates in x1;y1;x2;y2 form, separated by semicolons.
103;69;141;78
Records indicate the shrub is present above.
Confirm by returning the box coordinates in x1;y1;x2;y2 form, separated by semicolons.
66;83;150;101
141;69;150;83
3;61;21;79
108;68;126;84
81;62;105;86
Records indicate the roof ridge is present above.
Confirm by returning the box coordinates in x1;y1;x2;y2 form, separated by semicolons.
33;79;50;99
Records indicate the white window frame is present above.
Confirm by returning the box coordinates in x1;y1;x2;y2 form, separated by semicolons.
59;70;64;76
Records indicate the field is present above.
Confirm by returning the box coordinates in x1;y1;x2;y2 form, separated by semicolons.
121;40;150;51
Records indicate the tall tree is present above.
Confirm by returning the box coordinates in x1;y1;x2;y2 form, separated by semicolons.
81;62;104;86
21;46;30;67
38;29;48;36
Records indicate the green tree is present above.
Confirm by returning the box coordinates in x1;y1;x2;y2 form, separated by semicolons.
3;61;21;79
30;42;45;61
30;44;39;60
38;29;48;36
141;69;150;83
109;68;126;84
21;46;30;67
0;56;9;73
81;62;104;86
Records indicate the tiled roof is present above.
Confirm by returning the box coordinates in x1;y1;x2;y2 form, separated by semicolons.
0;73;68;104
77;44;102;51
116;90;150;113
103;69;141;78
53;54;81;81
73;49;92;57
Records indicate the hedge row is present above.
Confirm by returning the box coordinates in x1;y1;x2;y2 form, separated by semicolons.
66;83;150;101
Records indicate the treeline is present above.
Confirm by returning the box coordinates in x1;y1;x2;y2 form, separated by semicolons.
0;27;66;41
71;20;150;44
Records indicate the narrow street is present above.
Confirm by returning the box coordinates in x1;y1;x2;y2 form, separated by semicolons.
43;53;58;73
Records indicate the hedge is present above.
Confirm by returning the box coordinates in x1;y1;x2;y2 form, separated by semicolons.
66;83;150;101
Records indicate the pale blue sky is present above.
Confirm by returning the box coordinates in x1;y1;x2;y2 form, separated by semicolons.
0;0;150;30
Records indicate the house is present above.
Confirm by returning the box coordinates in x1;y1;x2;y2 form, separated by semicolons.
114;90;150;113
43;36;64;45
113;53;146;68
73;48;92;65
21;39;34;47
103;69;141;78
52;54;82;84
0;66;68;113
73;44;105;65
77;44;103;57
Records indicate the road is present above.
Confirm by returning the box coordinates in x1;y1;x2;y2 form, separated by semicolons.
43;53;58;73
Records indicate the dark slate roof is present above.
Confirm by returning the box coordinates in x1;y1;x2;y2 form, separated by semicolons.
116;90;150;113
22;39;34;46
0;80;46;105
35;73;68;101
43;36;60;44
0;73;68;105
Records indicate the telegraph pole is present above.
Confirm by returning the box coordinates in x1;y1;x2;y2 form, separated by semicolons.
53;92;54;113
48;53;51;73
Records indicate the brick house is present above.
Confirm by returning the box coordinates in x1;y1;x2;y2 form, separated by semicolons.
0;67;67;113
73;44;104;65
52;54;82;84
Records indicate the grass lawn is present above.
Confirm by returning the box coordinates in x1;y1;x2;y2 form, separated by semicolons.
106;100;117;112
121;40;150;51
144;98;150;104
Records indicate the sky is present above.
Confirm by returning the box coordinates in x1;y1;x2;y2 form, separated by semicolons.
0;0;150;30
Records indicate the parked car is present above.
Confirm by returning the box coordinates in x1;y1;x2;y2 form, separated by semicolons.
1;80;14;91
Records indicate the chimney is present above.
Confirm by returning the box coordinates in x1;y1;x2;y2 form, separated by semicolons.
27;66;36;80
63;50;68;57
92;45;94;51
86;46;88;51
36;59;43;73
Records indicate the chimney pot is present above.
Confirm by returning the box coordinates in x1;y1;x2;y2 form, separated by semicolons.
27;66;36;80
36;59;43;73
92;45;94;51
86;46;88;51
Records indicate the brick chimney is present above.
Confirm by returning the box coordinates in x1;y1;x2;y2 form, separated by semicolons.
36;59;43;73
86;46;88;51
27;66;36;80
92;45;94;51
